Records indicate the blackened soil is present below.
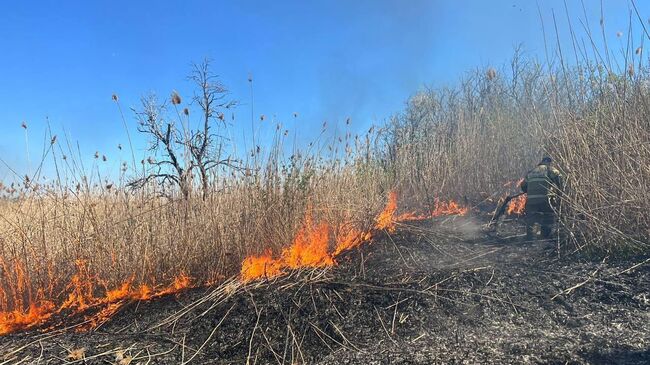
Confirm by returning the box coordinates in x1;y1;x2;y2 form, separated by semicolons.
2;215;649;364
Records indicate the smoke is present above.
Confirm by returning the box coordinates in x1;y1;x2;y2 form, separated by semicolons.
438;215;484;240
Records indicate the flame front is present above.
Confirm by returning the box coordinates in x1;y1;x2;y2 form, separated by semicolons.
375;191;398;232
1;191;469;335
333;227;373;256
0;265;194;335
0;301;55;336
241;252;283;280
240;191;469;282
284;220;334;268
240;211;338;281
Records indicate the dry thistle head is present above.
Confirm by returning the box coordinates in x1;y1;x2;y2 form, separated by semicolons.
247;73;253;83
94;151;99;159
486;67;497;80
293;112;299;118
21;121;27;129
260;114;265;121
628;64;635;77
616;31;622;38
636;47;643;55
102;155;107;162
171;91;182;105
112;94;119;102
183;108;189;116
50;135;57;145
346;117;351;125
118;143;122;150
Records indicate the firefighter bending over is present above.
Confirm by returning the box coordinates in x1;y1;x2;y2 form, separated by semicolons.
520;156;563;239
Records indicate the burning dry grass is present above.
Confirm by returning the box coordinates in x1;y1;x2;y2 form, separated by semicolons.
0;167;469;335
2;6;650;340
240;191;468;281
0;106;466;335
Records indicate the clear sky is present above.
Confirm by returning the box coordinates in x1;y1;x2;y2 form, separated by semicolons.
1;0;648;181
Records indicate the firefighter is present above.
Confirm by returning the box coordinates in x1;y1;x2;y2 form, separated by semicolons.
520;156;563;239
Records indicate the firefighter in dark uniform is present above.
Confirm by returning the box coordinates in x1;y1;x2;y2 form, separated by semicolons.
520;156;563;239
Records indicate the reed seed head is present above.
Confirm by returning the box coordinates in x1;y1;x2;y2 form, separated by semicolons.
486;67;497;80
171;91;182;105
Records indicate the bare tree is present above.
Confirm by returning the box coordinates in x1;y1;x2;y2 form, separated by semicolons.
188;60;236;200
129;59;237;200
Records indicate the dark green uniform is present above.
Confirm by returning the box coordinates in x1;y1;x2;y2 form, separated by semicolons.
520;162;562;239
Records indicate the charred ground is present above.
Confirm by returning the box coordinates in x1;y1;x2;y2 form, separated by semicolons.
1;214;649;364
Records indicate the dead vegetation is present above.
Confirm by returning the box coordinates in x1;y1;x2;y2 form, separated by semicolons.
1;218;648;364
0;5;649;362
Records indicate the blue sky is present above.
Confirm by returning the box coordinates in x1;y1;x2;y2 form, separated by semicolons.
1;0;648;181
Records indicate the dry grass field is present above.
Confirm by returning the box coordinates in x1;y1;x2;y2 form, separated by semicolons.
1;9;649;363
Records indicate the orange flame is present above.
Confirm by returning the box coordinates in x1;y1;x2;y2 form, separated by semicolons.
374;191;398;232
240;210;338;281
0;265;194;336
0;301;55;335
396;212;428;221
1;191;470;335
284;220;334;268
240;191;469;282
240;252;284;280
431;198;469;216
333;227;373;256
507;194;527;215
